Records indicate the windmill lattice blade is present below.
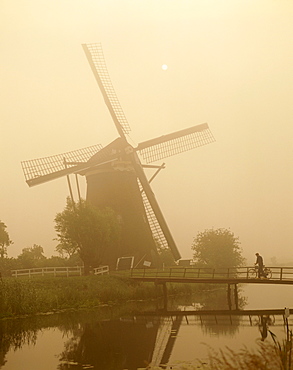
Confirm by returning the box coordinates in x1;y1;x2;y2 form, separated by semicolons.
21;144;103;186
138;179;170;251
82;43;131;137
137;123;215;163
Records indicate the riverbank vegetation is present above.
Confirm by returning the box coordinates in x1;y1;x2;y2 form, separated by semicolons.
0;274;204;319
0;275;149;318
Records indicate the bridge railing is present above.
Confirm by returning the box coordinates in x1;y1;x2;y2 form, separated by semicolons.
268;267;293;280
130;266;293;280
130;266;240;279
238;266;293;280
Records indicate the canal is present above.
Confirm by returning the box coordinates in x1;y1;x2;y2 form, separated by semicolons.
1;283;293;369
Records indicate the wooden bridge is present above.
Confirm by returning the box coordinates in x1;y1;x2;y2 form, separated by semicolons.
130;266;293;284
130;266;293;310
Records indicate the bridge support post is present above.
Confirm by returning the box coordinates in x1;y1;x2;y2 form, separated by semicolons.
155;281;168;311
162;282;168;310
234;283;239;310
227;283;239;310
227;284;232;310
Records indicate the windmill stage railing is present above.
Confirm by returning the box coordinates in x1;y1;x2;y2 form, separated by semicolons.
130;266;293;282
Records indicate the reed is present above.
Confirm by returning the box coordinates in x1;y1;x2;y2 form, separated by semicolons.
147;338;292;370
0;275;201;318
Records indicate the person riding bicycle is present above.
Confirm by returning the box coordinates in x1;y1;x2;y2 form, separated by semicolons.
255;253;266;278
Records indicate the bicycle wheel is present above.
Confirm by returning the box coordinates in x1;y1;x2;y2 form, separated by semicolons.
264;268;272;279
248;268;257;278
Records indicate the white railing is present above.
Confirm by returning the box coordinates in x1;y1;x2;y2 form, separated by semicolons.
11;265;110;278
93;265;109;275
11;266;83;277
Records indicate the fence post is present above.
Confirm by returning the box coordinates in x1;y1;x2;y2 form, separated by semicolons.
280;267;283;281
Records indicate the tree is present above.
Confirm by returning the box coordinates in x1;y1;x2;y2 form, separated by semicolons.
0;221;13;259
17;244;46;268
191;228;245;268
54;197;121;274
55;241;78;259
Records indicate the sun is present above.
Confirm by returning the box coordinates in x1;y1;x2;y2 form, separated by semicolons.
161;64;168;70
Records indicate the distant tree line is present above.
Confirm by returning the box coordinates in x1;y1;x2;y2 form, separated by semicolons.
1;201;246;276
0;215;84;275
0;198;122;276
0;243;83;276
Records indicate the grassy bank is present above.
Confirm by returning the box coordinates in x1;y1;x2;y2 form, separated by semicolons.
0;274;200;319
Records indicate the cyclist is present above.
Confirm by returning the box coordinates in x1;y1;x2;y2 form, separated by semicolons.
255;253;266;278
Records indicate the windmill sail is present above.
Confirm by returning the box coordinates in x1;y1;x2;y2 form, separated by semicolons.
138;180;169;251
21;144;103;187
82;43;131;138
137;123;215;163
130;151;181;261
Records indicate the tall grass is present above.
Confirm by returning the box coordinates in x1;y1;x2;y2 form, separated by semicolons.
0;275;204;319
0;275;162;318
147;336;293;370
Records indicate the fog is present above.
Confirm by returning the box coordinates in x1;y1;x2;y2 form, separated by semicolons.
1;0;292;264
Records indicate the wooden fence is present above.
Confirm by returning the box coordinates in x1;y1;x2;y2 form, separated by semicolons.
11;265;109;278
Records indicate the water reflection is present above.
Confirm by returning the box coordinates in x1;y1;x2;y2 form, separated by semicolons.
258;315;273;341
58;317;161;369
0;287;291;369
0;317;38;367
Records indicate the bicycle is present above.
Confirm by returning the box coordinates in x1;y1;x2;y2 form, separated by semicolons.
247;265;272;279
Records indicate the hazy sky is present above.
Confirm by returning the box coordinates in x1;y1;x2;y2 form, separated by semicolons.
1;0;292;264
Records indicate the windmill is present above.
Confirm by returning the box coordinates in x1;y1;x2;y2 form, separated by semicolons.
21;43;215;269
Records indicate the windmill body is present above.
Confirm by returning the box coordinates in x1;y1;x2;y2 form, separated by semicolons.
21;43;215;270
83;138;160;269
